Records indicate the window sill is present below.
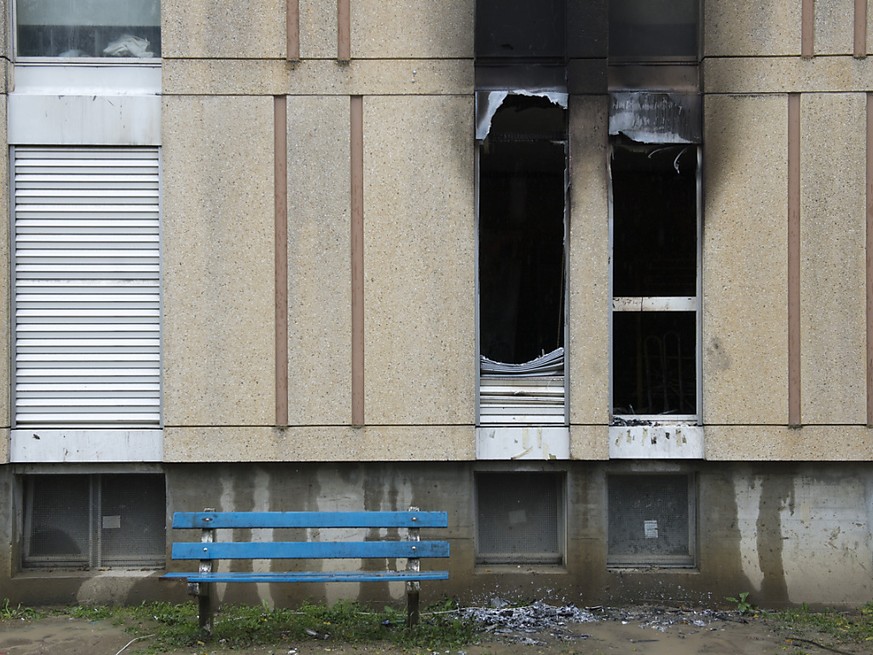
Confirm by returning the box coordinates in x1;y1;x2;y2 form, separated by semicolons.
14;568;164;580
608;424;703;459
474;563;567;575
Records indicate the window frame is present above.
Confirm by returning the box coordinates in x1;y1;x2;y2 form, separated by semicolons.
608;142;702;425
11;0;161;63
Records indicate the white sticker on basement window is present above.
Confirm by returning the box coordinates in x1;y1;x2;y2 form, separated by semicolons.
644;520;658;539
508;509;527;525
102;515;121;529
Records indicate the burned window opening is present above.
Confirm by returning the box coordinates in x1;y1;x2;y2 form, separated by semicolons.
479;95;567;369
611;140;698;419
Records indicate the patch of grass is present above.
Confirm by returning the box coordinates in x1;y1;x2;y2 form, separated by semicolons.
770;601;873;648
0;598;43;621
53;599;476;653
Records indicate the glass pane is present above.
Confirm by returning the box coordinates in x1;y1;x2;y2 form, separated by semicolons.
476;0;565;60
609;0;698;59
100;474;165;567
16;0;160;58
477;472;561;563
24;475;91;567
608;474;691;562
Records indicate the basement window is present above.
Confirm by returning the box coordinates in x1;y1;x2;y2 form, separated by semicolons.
476;471;564;564
610;140;699;421
15;0;161;59
608;474;695;567
22;473;165;569
478;94;568;426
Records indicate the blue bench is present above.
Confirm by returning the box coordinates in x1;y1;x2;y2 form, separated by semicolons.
162;507;450;633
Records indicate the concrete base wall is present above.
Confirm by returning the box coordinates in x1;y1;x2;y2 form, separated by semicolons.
1;461;871;608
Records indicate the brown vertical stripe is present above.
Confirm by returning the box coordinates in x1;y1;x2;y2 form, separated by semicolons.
802;0;815;58
274;96;289;428
337;0;351;61
287;0;300;61
866;95;873;425
788;94;802;427
351;96;364;426
855;0;868;58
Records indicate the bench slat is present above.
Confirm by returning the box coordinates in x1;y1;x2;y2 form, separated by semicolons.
172;511;448;529
172;540;450;560
162;570;449;584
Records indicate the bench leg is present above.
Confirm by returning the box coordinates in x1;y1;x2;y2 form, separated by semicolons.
198;582;214;635
406;581;420;627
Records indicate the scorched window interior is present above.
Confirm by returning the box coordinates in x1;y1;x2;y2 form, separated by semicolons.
22;473;166;569
475;0;565;61
15;0;161;59
611;140;698;418
479;95;566;368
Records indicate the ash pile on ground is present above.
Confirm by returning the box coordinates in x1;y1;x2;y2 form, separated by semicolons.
456;599;739;645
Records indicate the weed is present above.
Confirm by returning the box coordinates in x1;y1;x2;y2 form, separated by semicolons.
0;598;41;621
725;591;755;615
771;602;873;649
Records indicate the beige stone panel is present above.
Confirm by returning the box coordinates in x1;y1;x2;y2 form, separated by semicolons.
299;0;337;59
163;59;473;96
352;0;473;58
363;95;475;425
703;95;788;425
568;95;609;427
0;98;7;430
815;0;855;54
162;0;285;58
0;429;8;463
704;56;873;94
704;0;801;56
800;93;866;424
164;426;476;461
569;425;609;460
706;425;873;460
287;96;352;425
162;96;275;426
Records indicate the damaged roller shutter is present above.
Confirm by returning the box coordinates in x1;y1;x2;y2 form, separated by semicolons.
12;147;161;427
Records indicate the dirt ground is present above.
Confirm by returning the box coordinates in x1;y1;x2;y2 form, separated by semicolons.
0;606;867;655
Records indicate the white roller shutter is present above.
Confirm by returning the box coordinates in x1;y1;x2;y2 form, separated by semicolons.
13;148;161;427
479;376;566;425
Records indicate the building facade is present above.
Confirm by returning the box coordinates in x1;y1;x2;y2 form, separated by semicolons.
1;0;873;608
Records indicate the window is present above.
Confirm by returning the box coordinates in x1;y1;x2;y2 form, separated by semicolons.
22;473;166;569
610;141;699;421
15;0;160;59
477;95;568;426
12;148;162;428
609;0;699;61
476;472;564;564
608;474;695;567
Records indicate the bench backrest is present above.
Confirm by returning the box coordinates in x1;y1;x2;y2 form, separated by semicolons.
170;510;449;562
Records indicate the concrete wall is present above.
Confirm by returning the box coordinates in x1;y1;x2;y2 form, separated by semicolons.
3;462;871;607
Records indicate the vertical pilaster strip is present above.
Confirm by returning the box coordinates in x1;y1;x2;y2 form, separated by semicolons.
855;0;868;58
801;0;815;58
274;96;289;427
351;96;364;425
337;0;351;61
866;94;873;425
287;0;300;61
788;94;802;427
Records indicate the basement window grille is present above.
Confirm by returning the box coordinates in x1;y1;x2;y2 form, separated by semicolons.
476;472;564;564
22;473;166;569
607;474;695;567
